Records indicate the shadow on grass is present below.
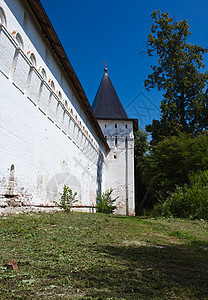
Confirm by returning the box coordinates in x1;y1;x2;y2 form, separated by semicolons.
72;243;208;299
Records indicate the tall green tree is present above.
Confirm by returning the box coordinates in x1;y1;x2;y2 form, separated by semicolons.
134;129;149;214
134;129;149;167
144;10;208;144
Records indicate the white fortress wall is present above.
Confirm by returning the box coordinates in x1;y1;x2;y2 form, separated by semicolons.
0;0;107;213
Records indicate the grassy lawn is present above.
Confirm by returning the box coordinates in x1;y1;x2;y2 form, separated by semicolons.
0;212;208;299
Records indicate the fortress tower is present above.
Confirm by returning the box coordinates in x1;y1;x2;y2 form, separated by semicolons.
92;68;137;215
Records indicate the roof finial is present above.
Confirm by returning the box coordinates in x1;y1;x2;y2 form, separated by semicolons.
104;61;108;73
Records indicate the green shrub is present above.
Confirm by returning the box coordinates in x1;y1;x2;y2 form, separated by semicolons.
153;170;208;219
142;132;208;200
55;185;78;212
96;188;118;214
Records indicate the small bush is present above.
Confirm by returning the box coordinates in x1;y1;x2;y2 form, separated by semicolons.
55;185;78;212
153;170;208;219
96;188;118;214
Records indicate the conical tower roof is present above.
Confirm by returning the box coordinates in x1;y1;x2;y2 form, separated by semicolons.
92;68;128;119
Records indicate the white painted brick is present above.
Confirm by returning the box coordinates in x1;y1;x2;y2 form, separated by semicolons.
47;94;58;122
0;27;15;77
12;51;30;91
55;102;64;128
38;82;50;114
62;111;69;134
27;67;41;104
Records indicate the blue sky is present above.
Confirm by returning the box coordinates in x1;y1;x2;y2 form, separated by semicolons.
41;0;208;130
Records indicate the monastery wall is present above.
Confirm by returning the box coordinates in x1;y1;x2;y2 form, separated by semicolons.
0;0;106;214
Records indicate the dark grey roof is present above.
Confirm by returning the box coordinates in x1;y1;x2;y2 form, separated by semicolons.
92;69;128;119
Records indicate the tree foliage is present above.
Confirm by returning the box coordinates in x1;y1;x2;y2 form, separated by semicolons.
134;129;150;214
134;129;149;168
144;10;208;143
153;170;208;220
142;132;208;199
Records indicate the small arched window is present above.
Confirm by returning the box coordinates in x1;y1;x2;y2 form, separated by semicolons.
0;7;6;27
50;80;55;91
64;100;68;109
40;68;47;81
70;108;73;116
16;33;23;49
30;53;36;67
115;136;118;147
58;91;62;100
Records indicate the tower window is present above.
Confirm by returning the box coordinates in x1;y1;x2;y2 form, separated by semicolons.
105;124;106;128
125;124;128;129
115;136;118;147
115;124;117;128
114;155;117;159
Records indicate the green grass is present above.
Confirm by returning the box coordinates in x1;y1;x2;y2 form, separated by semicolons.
0;212;208;299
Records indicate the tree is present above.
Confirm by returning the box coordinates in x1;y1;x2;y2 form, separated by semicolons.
144;10;208;143
134;129;149;167
134;129;150;214
142;132;208;200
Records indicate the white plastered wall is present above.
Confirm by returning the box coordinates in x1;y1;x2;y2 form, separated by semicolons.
0;0;106;214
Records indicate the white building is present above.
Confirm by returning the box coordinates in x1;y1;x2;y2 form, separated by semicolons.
0;0;137;216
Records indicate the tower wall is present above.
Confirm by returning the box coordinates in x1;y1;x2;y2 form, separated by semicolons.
99;120;135;216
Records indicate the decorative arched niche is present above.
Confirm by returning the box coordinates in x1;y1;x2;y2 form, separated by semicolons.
16;33;24;49
50;80;55;92
30;53;36;67
64;99;68;109
0;7;7;27
41;68;47;81
58;91;62;101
